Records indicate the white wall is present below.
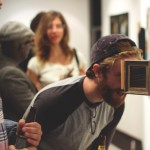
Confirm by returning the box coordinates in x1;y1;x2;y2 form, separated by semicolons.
102;0;140;43
102;0;150;149
0;0;90;66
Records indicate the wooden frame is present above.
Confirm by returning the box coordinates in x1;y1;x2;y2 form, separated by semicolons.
110;13;128;36
121;60;150;95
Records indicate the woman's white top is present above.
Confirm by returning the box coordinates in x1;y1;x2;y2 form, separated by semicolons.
27;50;87;87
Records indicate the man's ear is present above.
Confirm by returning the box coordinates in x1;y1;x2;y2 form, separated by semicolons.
93;64;101;78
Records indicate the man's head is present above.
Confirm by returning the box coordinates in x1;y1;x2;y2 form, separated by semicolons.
0;21;34;63
30;11;46;32
86;34;143;108
86;34;143;78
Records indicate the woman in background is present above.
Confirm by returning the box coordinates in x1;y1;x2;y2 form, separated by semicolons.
27;10;86;91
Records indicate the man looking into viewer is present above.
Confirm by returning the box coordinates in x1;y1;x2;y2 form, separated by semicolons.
24;34;143;150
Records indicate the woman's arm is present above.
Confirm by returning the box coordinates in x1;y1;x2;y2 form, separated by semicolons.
27;69;43;91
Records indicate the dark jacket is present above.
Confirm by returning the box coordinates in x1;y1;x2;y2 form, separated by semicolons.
0;54;37;121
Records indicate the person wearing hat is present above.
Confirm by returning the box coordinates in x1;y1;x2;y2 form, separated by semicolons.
0;2;42;149
0;21;42;150
0;21;37;121
23;34;143;150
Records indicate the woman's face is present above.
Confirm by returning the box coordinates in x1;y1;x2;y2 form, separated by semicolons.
46;17;64;45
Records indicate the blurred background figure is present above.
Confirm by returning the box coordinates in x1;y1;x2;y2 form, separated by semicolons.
30;11;46;33
27;10;86;91
0;21;37;121
138;22;146;59
0;3;42;149
0;0;2;9
19;11;46;72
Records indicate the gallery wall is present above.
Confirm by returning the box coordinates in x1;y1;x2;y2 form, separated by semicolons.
101;0;150;149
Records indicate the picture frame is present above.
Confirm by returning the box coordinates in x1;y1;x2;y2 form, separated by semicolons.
110;13;128;35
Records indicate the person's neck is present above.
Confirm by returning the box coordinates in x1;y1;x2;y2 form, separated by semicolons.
3;54;18;66
51;44;62;50
83;77;103;103
50;45;64;56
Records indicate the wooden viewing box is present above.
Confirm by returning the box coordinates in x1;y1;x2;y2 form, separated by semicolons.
121;60;150;95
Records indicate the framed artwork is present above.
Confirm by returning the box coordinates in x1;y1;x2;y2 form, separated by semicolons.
110;13;128;35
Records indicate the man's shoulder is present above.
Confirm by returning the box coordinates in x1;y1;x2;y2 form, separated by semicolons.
0;66;21;74
0;66;25;80
41;75;85;91
33;75;85;104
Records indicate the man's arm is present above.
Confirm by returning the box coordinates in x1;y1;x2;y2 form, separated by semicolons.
0;67;37;120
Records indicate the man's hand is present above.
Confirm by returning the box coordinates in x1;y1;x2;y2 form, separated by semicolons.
8;145;37;150
9;119;42;149
18;119;42;147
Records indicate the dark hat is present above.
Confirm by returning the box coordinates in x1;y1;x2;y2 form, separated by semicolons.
0;21;34;42
89;34;137;69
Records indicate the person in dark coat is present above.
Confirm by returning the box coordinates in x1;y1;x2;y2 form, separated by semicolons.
0;21;37;121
